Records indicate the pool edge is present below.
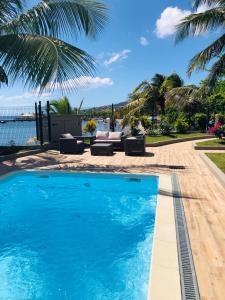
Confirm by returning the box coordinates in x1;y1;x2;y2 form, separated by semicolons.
148;174;182;300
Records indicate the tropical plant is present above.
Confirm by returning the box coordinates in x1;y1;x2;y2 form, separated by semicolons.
159;116;173;135
83;119;97;135
122;73;183;126
167;85;204;112
140;115;152;131
128;116;141;136
50;96;72;114
174;114;189;133
175;0;225;88
0;0;107;91
194;112;208;132
218;113;225;123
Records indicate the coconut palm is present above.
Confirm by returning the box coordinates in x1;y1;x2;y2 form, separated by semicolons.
167;85;204;112
122;73;183;126
0;0;107;91
175;0;225;88
50;96;72;114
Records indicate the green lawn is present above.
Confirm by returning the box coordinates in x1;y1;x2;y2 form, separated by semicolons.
196;139;225;147
145;132;210;143
206;153;225;173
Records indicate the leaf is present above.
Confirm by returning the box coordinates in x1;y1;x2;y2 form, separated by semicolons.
0;34;95;91
188;34;225;74
1;0;107;39
175;8;224;43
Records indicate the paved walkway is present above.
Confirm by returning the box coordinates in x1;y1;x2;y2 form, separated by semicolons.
1;140;225;300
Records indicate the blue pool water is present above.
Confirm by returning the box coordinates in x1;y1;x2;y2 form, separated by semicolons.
0;172;158;300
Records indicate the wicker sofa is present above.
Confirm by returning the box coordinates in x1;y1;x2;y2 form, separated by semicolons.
59;133;85;154
93;131;126;150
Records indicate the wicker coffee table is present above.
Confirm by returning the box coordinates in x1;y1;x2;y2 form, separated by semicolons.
91;143;113;156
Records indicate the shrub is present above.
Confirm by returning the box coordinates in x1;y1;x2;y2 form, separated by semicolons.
208;122;225;139
159;117;172;135
174;117;189;133
83;119;97;135
147;128;161;136
194;113;208;132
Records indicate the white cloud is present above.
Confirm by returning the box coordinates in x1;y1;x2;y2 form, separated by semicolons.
104;49;131;66
155;5;212;39
155;7;190;38
140;36;149;46
0;92;51;107
46;76;114;91
0;77;113;106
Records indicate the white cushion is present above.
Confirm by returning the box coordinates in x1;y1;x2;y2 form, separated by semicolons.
61;133;74;139
108;132;122;140
96;131;109;140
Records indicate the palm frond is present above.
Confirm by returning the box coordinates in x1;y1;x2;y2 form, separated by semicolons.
167;86;202;110
175;8;224;43
122;106;144;128
193;0;225;10
50;96;72;114
0;66;8;86
0;34;95;91
188;34;225;74
1;0;107;39
206;53;225;87
0;0;23;24
151;73;165;88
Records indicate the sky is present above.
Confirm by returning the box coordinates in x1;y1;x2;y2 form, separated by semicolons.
0;0;222;108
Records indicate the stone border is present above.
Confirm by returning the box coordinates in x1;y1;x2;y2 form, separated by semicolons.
200;153;225;187
0;148;44;162
146;135;213;147
194;142;225;150
149;174;181;300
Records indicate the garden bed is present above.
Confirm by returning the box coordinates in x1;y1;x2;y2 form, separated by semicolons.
194;139;225;150
145;133;213;147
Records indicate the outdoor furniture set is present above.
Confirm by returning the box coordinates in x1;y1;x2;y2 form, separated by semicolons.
59;131;145;156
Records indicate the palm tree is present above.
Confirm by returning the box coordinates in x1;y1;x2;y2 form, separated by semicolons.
122;73;183;126
175;0;225;88
50;96;72;114
167;85;204;111
0;0;107;91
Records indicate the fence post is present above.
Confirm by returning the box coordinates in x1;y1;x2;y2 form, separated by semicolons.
38;101;44;146
35;102;39;141
46;101;52;143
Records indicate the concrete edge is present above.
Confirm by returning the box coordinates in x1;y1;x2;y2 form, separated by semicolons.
0;148;45;162
146;135;213;147
200;153;225;188
149;174;181;300
195;146;225;150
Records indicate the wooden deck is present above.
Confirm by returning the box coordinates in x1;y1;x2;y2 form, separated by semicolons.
1;139;225;300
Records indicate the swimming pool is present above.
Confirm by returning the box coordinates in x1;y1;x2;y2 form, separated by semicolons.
0;171;158;300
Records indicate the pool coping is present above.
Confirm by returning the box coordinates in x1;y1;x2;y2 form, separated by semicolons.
0;169;194;300
148;173;181;300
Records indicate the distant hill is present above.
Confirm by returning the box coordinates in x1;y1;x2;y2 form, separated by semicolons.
83;101;128;111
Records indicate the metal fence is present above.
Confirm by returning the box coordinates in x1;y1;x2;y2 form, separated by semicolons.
0;101;52;147
0;105;39;146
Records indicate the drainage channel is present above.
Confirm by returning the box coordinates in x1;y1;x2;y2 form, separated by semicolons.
172;173;200;300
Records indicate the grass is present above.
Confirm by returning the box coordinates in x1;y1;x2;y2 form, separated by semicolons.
145;132;210;143
196;139;225;147
206;153;225;173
